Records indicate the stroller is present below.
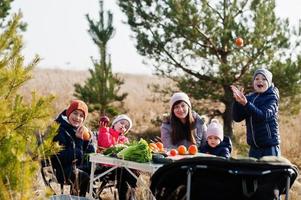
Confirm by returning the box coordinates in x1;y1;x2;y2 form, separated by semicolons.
150;156;298;200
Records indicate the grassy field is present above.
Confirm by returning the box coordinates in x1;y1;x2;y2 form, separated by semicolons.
21;68;301;199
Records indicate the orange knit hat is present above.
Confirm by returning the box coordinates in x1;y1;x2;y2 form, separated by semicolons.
66;100;88;119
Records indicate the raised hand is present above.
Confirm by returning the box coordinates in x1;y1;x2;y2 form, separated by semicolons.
230;85;248;106
99;115;110;128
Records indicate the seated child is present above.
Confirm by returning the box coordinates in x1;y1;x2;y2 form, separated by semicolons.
199;119;232;158
97;114;137;200
97;114;132;152
51;100;94;196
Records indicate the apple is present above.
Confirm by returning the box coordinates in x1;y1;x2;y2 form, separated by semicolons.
99;115;110;126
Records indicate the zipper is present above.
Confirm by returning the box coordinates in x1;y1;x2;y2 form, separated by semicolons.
250;94;259;148
266;124;272;138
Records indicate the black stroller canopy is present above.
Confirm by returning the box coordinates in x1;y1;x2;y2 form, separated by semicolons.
150;156;298;200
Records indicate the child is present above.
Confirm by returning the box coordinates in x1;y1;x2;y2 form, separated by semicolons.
97;114;132;152
51;100;94;197
97;114;137;200
231;68;280;159
199;119;232;158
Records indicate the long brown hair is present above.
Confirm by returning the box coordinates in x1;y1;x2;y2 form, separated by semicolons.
170;100;196;145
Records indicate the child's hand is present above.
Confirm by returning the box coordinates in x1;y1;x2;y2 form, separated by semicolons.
99;115;110;128
75;126;85;140
230;85;247;106
97;146;105;153
100;121;108;128
76;126;91;141
118;135;129;144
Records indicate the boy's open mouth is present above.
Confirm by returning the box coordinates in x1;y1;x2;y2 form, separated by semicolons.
257;84;264;88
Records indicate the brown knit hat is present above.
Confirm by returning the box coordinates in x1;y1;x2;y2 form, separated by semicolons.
66;100;88;119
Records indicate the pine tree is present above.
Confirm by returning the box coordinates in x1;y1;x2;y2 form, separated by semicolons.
0;13;59;199
74;0;127;123
118;0;301;137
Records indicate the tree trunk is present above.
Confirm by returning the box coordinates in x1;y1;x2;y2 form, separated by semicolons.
222;86;234;137
223;100;233;137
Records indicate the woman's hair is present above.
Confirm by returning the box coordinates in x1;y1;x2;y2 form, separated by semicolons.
170;100;196;145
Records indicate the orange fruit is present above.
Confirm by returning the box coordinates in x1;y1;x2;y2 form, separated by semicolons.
177;145;187;155
188;145;198;155
156;142;164;150
235;37;244;47
82;127;91;141
170;149;177;156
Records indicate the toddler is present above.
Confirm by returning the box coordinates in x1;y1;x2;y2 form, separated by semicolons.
97;114;132;152
199;119;232;158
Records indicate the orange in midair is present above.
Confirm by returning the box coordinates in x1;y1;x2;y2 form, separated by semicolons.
188;145;198;155
178;145;187;155
235;37;244;47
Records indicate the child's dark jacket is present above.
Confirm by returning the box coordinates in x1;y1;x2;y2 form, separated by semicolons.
51;110;95;184
232;85;280;148
199;136;232;158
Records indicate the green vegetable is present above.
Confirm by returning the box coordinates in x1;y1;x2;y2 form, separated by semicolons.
117;138;152;163
103;144;127;156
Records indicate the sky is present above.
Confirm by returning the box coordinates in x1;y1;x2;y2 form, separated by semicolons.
10;0;301;75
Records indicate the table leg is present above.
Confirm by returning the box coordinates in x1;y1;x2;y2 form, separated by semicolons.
124;168;157;200
88;162;96;198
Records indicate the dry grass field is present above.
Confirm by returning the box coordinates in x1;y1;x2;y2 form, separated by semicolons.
19;68;168;133
20;68;301;199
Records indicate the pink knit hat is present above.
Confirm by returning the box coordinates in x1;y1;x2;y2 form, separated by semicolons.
206;119;223;141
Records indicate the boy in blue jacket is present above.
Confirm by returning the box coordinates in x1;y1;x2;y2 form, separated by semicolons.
51;100;94;196
199;119;232;158
231;68;280;159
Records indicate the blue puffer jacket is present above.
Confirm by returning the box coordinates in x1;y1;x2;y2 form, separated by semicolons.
199;136;232;158
51;110;95;184
232;85;280;148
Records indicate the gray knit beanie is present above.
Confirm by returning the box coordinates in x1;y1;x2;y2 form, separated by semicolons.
170;92;191;109
253;68;273;87
111;114;132;133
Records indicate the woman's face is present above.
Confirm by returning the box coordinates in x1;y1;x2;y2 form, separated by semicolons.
173;101;189;121
68;109;85;128
113;119;130;134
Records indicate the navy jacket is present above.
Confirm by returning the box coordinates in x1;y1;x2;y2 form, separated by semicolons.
51;110;95;184
199;136;232;158
232;85;280;148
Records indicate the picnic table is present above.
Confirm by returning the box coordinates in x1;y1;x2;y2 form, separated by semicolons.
87;153;164;199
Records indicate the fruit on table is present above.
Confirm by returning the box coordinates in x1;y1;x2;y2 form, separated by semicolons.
188;144;198;155
170;149;177;156
235;37;244;47
149;143;159;152
156;142;164;151
178;145;187;155
82;127;91;141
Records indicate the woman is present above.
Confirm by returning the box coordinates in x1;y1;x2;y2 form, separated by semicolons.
161;92;207;149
